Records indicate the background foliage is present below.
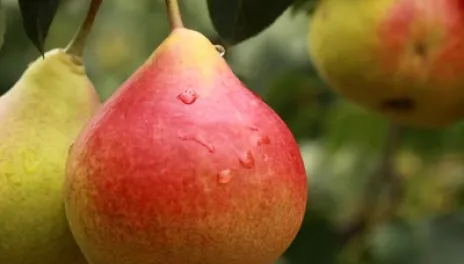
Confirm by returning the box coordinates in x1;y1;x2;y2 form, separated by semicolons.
2;0;464;263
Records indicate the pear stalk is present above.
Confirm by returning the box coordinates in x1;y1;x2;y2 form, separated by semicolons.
165;0;184;30
65;0;103;57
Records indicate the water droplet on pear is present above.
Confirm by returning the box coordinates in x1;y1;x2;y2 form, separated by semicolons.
177;89;198;104
255;135;271;146
239;151;255;169
214;45;225;57
217;169;233;184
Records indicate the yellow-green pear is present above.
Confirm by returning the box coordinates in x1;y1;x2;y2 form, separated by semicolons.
0;1;103;263
308;0;464;128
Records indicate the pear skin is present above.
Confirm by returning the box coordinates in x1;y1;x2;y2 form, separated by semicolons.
0;49;100;264
0;0;103;263
64;27;307;264
308;0;464;128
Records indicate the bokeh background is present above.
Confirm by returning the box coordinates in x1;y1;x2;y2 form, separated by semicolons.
2;1;464;263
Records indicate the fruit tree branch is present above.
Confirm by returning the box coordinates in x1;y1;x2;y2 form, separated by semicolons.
165;0;184;30
65;0;104;57
336;123;405;246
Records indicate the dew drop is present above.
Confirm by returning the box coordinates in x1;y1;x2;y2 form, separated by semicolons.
239;151;255;169
217;169;233;184
214;45;226;57
177;89;198;104
255;135;271;146
178;134;215;153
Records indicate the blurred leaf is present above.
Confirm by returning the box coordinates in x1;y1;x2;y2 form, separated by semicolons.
0;0;5;50
206;0;293;45
291;0;319;15
369;212;464;264
369;220;422;264
284;209;339;264
401;128;445;157
420;211;464;264
399;122;464;160
264;70;335;141
324;100;388;154
17;0;61;55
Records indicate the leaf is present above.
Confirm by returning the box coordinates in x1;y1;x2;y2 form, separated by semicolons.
284;209;339;264
291;0;319;15
17;0;61;55
0;0;5;50
264;70;335;141
206;0;294;45
420;212;464;264
369;220;422;264
370;212;464;264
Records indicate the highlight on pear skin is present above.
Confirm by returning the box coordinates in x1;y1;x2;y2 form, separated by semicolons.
0;1;463;264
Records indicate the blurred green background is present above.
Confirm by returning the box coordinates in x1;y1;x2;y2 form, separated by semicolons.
3;1;464;263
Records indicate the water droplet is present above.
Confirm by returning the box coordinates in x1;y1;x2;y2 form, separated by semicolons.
177;89;198;104
239;151;255;169
255;135;271;146
214;45;225;57
178;134;215;153
217;169;233;184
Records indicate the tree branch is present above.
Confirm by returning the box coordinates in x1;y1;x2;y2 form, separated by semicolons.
336;122;405;246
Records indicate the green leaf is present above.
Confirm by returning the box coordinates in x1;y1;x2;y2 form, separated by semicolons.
0;0;5;50
369;212;464;264
291;0;319;15
206;0;294;45
324;100;389;154
17;0;61;55
264;70;335;141
420;212;464;264
284;209;339;264
369;220;422;264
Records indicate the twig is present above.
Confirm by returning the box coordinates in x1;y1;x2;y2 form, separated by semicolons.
65;0;104;57
337;122;405;246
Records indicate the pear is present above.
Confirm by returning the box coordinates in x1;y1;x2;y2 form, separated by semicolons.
308;0;464;128
63;1;308;264
0;1;103;263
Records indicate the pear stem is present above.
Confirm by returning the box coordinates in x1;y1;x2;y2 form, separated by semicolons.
165;0;184;30
65;0;103;57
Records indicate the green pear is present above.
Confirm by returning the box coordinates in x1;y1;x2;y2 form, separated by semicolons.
0;1;103;263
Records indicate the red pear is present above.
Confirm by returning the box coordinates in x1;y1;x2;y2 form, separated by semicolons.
308;0;464;128
64;2;308;264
